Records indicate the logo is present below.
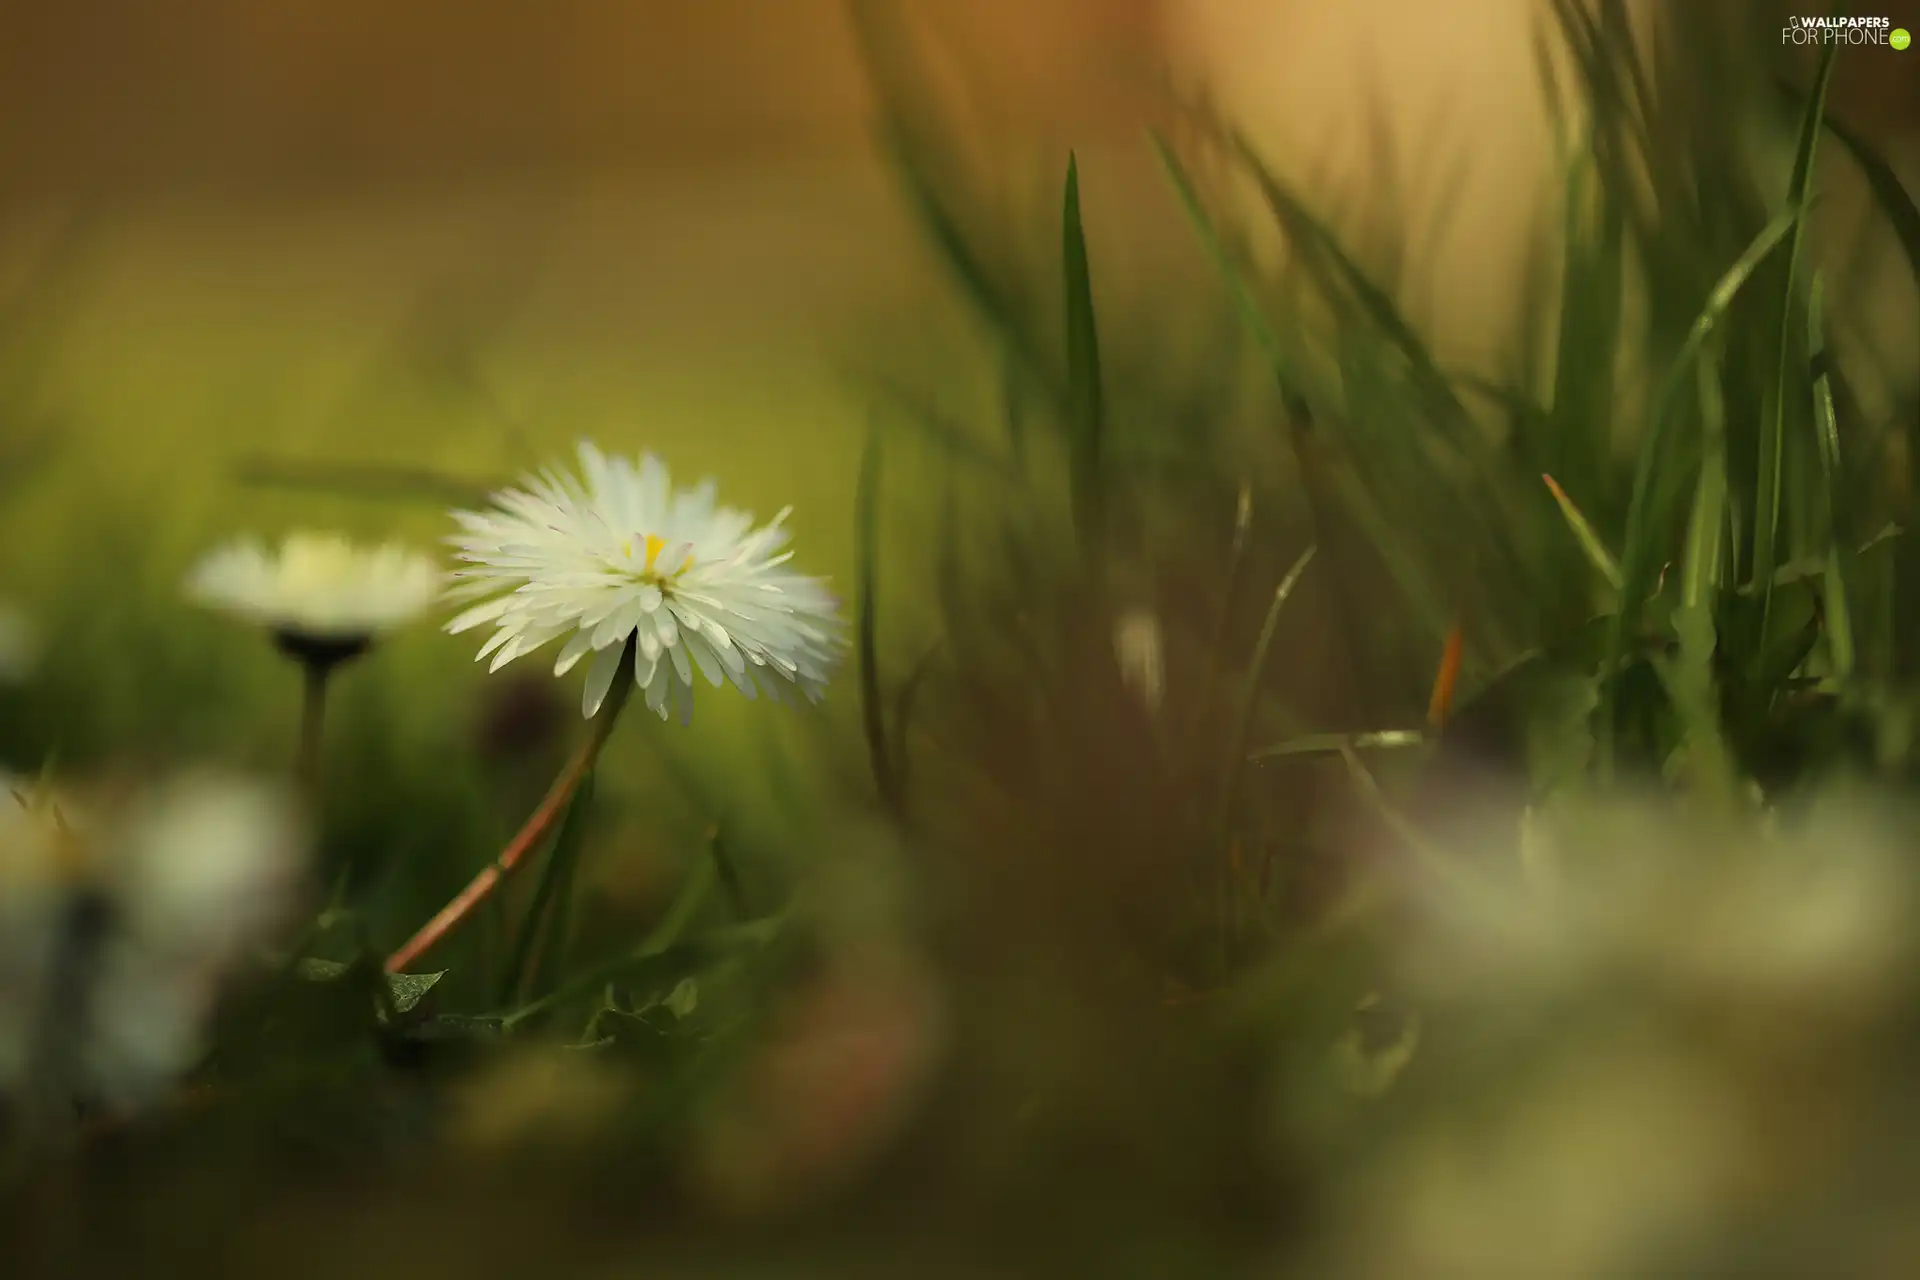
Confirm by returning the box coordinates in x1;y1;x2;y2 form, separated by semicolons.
1782;15;1900;45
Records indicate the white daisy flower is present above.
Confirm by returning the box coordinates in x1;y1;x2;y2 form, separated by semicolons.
187;531;443;665
445;442;844;722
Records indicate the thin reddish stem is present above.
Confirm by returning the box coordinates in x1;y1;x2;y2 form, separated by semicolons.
386;645;634;973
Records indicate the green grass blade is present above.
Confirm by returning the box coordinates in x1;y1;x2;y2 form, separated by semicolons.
1545;145;1625;492
1188;483;1256;758
1807;273;1855;682
1662;349;1736;803
1214;546;1317;844
497;903;771;1033
1754;37;1836;638
854;425;903;819
1542;473;1624;591
854;429;921;823
885;125;1010;336
1224;129;1474;438
495;771;596;1008
1600;206;1803;774
1151;135;1300;399
705;823;749;922
1061;153;1107;564
1249;729;1424;763
1775;76;1920;293
1154;136;1387;712
848;5;1058;431
1680;347;1730;610
524;775;594;1003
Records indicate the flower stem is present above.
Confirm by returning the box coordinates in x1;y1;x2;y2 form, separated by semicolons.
385;641;635;973
297;661;330;796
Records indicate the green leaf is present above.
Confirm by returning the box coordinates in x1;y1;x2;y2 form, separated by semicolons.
1655;601;1735;802
291;958;447;1022
1754;581;1822;693
499;858;738;1032
502;917;775;1037
661;977;700;1020
382;970;449;1019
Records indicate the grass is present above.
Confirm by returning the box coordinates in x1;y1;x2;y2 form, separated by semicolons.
4;2;1920;1275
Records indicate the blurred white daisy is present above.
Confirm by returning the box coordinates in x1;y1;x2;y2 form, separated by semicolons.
0;599;38;682
1296;788;1920;1276
445;442;844;721
187;531;442;664
0;769;309;1118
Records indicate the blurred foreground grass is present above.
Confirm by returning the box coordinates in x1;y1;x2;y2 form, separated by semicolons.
4;2;1920;1276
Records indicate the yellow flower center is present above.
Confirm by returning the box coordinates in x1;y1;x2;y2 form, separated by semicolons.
623;534;695;585
278;533;368;593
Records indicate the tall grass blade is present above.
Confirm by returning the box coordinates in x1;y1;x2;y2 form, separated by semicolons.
1754;37;1836;638
1189;483;1256;757
496;772;596;1008
1600;207;1803;773
1542;473;1624;591
855;426;903;819
1663;350;1736;803
1775;77;1920;292
1151;136;1299;399
1249;729;1424;763
705;823;749;922
1807;273;1855;682
1680;348;1730;610
1154;137;1383;710
848;1;1061;445
1061;153;1107;565
1214;546;1317;846
1224;129;1474;439
1547;147;1624;493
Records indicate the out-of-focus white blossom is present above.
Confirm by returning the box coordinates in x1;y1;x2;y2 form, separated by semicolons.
1295;789;1920;1277
114;774;306;966
0;768;310;1116
187;531;442;647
